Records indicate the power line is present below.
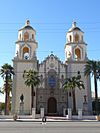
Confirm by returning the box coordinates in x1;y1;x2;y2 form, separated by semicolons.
1;21;100;24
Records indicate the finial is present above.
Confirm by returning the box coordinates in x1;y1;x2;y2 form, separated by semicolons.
25;20;30;26
72;21;76;28
51;51;53;54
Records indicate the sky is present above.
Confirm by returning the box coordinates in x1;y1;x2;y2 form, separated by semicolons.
0;0;100;102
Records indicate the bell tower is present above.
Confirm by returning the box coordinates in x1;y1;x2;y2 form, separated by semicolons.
15;20;38;60
12;20;38;114
65;22;87;61
64;22;92;113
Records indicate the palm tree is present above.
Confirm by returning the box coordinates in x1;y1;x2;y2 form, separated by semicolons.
0;79;12;113
3;78;12;113
84;60;100;115
0;63;14;115
23;70;40;109
0;87;4;111
63;72;85;113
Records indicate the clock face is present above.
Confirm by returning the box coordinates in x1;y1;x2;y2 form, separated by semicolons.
50;63;54;68
24;53;29;60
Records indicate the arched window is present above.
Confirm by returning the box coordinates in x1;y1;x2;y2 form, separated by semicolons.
20;34;21;40
61;75;64;79
75;34;79;42
23;47;29;59
81;35;83;42
32;34;34;40
48;70;56;88
69;35;72;42
24;32;29;41
75;48;81;59
48;76;56;88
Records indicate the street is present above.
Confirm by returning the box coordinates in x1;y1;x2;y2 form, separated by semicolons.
0;121;100;133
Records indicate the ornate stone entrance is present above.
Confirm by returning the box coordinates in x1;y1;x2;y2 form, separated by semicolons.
47;97;57;115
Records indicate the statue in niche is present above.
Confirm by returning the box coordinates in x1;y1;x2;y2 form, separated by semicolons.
20;94;24;103
16;51;18;58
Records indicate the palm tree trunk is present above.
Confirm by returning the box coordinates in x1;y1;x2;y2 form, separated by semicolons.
72;89;76;113
7;93;10;114
94;74;98;115
5;75;9;115
31;85;34;109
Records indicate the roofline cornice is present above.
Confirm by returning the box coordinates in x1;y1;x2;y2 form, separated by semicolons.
64;42;87;48
15;40;38;44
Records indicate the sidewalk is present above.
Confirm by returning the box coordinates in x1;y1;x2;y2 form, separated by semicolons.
0;116;98;122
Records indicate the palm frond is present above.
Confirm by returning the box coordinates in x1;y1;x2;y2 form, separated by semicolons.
63;75;85;91
23;69;40;88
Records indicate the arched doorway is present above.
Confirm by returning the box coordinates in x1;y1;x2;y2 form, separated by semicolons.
48;97;57;115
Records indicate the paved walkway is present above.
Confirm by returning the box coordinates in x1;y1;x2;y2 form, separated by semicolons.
0;117;98;122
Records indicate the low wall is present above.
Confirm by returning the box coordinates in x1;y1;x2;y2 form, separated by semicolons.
0;114;40;119
70;115;96;120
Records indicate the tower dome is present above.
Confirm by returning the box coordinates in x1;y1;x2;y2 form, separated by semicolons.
19;20;35;32
66;22;84;44
68;22;83;33
17;20;36;42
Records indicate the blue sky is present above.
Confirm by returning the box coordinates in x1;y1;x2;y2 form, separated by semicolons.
0;0;100;101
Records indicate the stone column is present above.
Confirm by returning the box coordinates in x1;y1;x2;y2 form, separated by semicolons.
68;108;72;119
40;108;44;118
32;108;36;118
78;109;82;119
63;108;66;117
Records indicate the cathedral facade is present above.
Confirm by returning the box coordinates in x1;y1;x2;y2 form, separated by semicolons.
12;20;92;115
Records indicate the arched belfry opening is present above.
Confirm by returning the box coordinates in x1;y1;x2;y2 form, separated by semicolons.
24;31;29;41
75;48;81;60
32;34;34;40
23;46;30;59
75;34;79;42
69;35;72;42
20;34;21;40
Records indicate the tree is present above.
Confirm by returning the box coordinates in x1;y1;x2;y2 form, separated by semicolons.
0;87;4;94
1;78;12;113
4;78;12;113
0;87;4;112
0;63;14;115
84;60;100;115
23;70;40;109
63;72;85;113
